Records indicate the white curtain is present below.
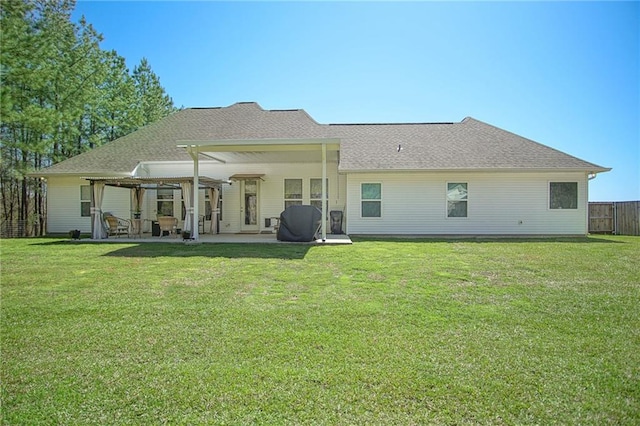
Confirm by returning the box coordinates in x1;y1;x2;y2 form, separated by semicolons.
181;182;193;232
91;182;106;239
208;187;220;233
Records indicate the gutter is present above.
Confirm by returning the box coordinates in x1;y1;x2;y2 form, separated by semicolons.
338;167;612;174
27;171;133;179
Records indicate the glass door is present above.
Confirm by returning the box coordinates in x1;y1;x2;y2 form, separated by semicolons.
240;179;259;232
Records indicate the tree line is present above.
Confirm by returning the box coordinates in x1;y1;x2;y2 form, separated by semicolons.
1;0;176;236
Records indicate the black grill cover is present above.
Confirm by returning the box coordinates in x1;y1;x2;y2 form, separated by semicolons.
277;205;322;242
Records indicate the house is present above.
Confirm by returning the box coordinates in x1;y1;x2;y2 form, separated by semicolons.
34;102;610;239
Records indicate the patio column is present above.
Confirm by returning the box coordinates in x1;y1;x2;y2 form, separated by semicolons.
209;187;220;234
188;146;200;240
180;182;193;233
321;142;327;241
90;180;94;238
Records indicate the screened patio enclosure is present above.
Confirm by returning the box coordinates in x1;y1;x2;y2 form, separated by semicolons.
84;176;228;239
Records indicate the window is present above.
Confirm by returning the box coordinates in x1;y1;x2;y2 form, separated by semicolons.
284;179;302;209
550;182;578;209
157;187;174;216
361;183;381;217
310;178;328;211
447;183;468;218
80;185;91;217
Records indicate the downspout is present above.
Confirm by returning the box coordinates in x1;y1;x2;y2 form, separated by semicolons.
587;172;597;235
188;146;200;240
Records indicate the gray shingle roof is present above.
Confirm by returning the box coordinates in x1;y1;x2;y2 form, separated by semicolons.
37;102;609;176
334;117;608;172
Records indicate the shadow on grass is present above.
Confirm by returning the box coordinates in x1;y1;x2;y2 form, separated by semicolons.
30;240;313;259
27;235;626;260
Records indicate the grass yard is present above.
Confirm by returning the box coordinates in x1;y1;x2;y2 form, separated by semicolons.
2;236;639;425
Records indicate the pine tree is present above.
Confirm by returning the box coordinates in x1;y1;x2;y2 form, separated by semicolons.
0;0;176;236
132;57;176;126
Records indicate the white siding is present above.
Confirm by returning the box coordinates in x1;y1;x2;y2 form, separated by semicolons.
47;167;590;236
346;171;589;236
45;161;346;235
46;177;131;233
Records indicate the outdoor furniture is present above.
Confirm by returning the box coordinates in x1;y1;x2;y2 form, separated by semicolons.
157;216;178;238
105;215;130;238
330;210;344;234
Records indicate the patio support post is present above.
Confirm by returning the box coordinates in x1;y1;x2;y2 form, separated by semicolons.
180;182;193;233
188;146;200;240
89;180;94;238
321;142;327;242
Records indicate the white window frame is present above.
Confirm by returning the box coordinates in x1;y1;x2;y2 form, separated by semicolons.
80;185;91;217
157;186;175;217
446;182;468;219
360;182;382;218
284;178;303;209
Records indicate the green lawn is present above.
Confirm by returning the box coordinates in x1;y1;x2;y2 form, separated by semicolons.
2;236;639;425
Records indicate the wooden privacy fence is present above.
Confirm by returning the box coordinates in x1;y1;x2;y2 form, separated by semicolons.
589;201;640;236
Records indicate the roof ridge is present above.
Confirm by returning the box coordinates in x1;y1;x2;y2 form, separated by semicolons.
329;122;455;126
267;107;321;125
225;103;322;125
230;101;264;110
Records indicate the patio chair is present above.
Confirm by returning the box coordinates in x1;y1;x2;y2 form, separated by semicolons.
157;216;178;238
105;215;130;238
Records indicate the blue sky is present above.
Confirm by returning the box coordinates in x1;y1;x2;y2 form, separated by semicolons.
73;1;639;201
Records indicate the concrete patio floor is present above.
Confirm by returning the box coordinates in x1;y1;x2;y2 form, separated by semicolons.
90;232;352;244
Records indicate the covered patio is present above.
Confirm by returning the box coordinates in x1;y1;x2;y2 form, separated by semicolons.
84;172;351;244
179;138;341;242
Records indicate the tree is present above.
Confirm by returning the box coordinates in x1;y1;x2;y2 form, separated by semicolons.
132;57;176;126
0;0;176;236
